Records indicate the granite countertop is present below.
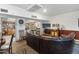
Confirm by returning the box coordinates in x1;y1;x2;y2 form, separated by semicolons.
27;33;74;41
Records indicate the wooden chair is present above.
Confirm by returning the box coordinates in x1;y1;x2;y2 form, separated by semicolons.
0;35;14;54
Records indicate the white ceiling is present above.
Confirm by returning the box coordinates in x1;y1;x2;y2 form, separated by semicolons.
10;4;79;17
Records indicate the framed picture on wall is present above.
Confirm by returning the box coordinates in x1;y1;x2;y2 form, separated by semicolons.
52;24;59;27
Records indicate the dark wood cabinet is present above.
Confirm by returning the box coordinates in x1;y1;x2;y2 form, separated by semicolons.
26;35;50;53
26;34;74;54
26;34;40;52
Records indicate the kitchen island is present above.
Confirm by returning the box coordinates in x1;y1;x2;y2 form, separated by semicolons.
26;33;74;54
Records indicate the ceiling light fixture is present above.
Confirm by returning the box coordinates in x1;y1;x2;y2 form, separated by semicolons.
43;8;47;13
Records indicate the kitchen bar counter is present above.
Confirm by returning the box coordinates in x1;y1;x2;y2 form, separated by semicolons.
26;33;74;54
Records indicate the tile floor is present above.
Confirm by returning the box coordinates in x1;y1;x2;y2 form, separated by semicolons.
12;40;38;54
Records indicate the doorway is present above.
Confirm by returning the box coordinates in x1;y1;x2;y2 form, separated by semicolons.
1;17;15;36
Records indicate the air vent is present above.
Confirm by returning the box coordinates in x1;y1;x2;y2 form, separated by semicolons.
0;8;8;13
27;4;42;12
31;15;37;18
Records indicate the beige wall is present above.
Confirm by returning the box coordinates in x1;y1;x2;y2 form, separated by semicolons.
50;11;79;31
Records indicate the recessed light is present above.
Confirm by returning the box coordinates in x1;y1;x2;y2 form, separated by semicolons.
43;9;47;13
